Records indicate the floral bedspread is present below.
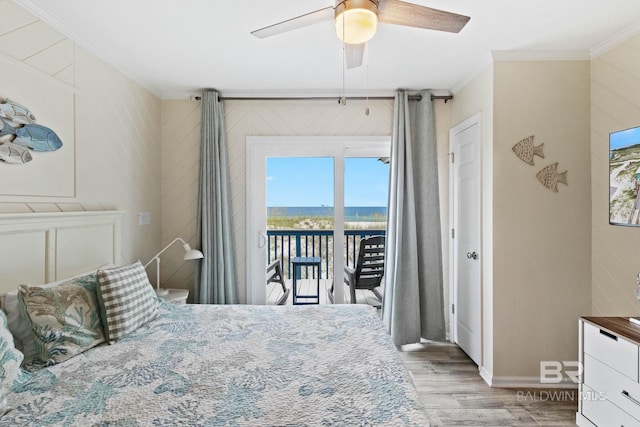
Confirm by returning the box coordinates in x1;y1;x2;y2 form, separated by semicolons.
1;303;429;426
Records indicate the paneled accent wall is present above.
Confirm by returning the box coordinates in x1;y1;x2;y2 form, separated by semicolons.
0;0;74;86
161;98;452;307
160;100;201;293
0;0;162;267
591;35;640;315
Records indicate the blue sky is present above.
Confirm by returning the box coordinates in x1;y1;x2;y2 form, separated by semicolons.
611;125;640;150
267;157;389;207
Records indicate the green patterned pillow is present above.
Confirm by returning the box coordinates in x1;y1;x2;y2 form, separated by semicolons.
0;310;25;415
96;262;160;343
18;275;105;366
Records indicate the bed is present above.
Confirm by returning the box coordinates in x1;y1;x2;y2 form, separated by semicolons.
0;211;429;426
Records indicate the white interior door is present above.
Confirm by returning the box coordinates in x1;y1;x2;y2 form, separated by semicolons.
449;113;482;365
246;136;389;305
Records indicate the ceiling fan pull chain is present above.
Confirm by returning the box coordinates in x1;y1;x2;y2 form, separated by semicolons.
341;46;346;106
341;16;347;106
365;43;370;116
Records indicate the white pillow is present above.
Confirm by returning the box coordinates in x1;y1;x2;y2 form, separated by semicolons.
1;265;114;363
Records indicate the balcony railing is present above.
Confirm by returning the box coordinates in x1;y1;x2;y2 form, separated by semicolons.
266;229;386;280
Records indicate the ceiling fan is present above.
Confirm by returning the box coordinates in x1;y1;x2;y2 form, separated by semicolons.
251;0;470;69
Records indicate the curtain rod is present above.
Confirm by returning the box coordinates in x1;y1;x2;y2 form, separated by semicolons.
209;94;453;103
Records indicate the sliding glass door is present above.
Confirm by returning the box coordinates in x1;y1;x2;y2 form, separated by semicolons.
246;136;389;305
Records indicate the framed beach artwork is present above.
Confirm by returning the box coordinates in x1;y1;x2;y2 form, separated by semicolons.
609;125;640;226
0;57;75;200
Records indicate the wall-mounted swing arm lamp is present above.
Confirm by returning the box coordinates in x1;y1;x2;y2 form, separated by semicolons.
143;237;204;296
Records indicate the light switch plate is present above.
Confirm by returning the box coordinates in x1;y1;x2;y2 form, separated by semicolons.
138;212;151;226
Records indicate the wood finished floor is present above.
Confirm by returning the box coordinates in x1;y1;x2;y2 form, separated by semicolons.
399;341;578;426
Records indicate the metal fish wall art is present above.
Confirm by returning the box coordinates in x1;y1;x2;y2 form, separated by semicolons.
0;98;36;124
0;118;63;152
536;162;568;192
512;135;544;165
0;143;32;164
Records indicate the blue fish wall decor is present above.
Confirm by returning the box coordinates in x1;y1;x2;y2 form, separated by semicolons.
0;117;62;152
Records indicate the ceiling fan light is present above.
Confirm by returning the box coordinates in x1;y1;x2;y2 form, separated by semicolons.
335;0;378;44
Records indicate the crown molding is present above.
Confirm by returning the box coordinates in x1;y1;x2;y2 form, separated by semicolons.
451;50;591;95
591;21;640;59
492;50;591;61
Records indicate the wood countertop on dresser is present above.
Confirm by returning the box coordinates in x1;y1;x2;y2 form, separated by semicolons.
581;316;640;345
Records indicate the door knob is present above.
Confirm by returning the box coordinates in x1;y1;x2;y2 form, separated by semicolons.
466;251;478;260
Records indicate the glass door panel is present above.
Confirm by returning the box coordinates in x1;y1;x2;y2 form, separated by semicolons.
343;157;389;304
266;157;334;304
246;136;389;305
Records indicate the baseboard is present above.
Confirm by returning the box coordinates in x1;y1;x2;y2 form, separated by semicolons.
479;366;493;386
490;375;578;389
479;368;578;389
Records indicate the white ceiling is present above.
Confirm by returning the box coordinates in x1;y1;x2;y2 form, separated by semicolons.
15;0;640;99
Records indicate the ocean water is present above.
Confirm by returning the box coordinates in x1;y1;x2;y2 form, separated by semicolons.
268;206;386;222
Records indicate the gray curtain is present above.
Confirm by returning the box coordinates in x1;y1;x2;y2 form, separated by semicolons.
382;90;445;345
195;90;238;304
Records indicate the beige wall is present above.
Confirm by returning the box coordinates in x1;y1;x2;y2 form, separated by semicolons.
452;60;592;384
451;64;495;378
493;60;591;380
0;0;162;267
591;35;640;315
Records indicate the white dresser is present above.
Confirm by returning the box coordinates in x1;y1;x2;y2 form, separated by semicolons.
578;317;640;426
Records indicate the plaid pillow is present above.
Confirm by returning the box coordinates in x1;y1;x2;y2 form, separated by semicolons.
96;262;159;343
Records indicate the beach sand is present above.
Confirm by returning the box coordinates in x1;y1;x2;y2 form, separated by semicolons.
345;221;386;229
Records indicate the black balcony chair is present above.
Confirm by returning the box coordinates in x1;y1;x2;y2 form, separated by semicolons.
327;235;385;305
267;259;290;305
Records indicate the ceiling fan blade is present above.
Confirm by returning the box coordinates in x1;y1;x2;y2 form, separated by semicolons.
251;6;334;39
344;43;365;69
378;0;470;33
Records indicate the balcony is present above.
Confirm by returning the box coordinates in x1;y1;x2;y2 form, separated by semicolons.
266;229;385;305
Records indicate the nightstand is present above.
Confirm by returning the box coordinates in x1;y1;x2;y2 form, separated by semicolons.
159;288;189;304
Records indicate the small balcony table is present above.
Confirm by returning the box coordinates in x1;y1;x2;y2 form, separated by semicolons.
291;256;321;305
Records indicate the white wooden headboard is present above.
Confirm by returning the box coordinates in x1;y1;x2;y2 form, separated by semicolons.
0;211;123;294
